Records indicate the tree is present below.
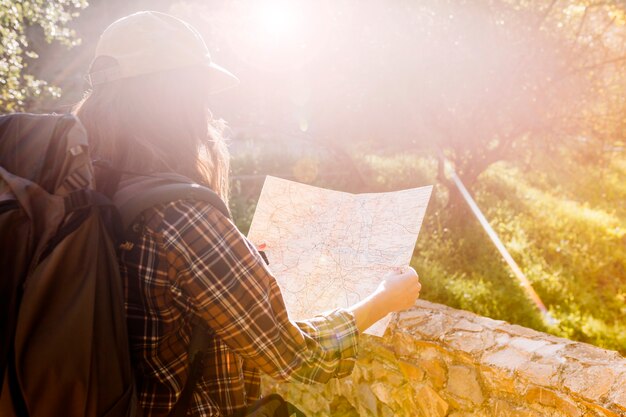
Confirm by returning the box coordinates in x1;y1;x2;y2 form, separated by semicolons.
0;0;87;112
304;0;626;209
416;0;626;205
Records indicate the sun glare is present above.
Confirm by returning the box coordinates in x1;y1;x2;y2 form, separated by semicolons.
223;1;325;72
257;2;298;38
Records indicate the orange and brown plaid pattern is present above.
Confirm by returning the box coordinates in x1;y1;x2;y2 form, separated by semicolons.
120;200;359;417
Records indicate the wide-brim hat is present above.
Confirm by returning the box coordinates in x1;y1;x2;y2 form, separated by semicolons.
88;11;239;94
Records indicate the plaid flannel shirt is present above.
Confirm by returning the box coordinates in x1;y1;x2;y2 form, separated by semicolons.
120;199;359;417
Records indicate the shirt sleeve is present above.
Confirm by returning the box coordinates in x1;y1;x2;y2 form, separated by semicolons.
157;199;359;383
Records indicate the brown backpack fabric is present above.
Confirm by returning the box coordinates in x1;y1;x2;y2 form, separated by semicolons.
0;113;136;417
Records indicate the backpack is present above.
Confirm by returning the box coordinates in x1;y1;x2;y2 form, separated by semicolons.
0;113;304;417
0;113;140;417
0;113;225;417
0;113;135;417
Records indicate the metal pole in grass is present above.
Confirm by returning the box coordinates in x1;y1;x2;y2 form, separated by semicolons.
439;154;558;326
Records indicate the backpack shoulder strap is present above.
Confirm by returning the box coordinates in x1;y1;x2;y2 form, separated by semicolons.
113;173;230;232
112;173;227;417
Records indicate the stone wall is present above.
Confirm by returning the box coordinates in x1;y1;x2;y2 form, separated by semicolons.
263;300;626;416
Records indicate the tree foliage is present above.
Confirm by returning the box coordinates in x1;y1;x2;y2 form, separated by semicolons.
418;0;626;192
0;0;87;112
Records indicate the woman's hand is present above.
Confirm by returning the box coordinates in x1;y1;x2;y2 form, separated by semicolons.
348;266;421;333
376;267;421;312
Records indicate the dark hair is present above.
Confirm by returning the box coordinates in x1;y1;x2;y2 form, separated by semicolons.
74;60;229;202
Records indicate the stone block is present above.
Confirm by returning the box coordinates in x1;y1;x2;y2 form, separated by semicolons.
369;361;403;385
483;346;530;372
451;318;484;332
496;332;512;346
517;361;559;386
357;383;378;416
509;337;551;354
490;398;543;417
351;363;368;383
534;343;567;358
534;351;567;370
365;338;398;363
329;396;360;417
339;379;357;408
445;365;484;406
480;364;518;395
415;357;447;389
478;317;508;330
396;308;431;329
445;329;496;356
609;377;626;412
379;404;396;417
577;400;622;417
391;331;418;357
397;360;425;382
562;343;623;363
414;383;449;417
563;364;617;401
412;341;450;358
412;312;450;340
370;381;393;405
505;324;545;339
451;350;476;366
524;386;582;417
395;382;420;413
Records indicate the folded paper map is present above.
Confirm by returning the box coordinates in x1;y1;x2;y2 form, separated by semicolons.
247;176;433;336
